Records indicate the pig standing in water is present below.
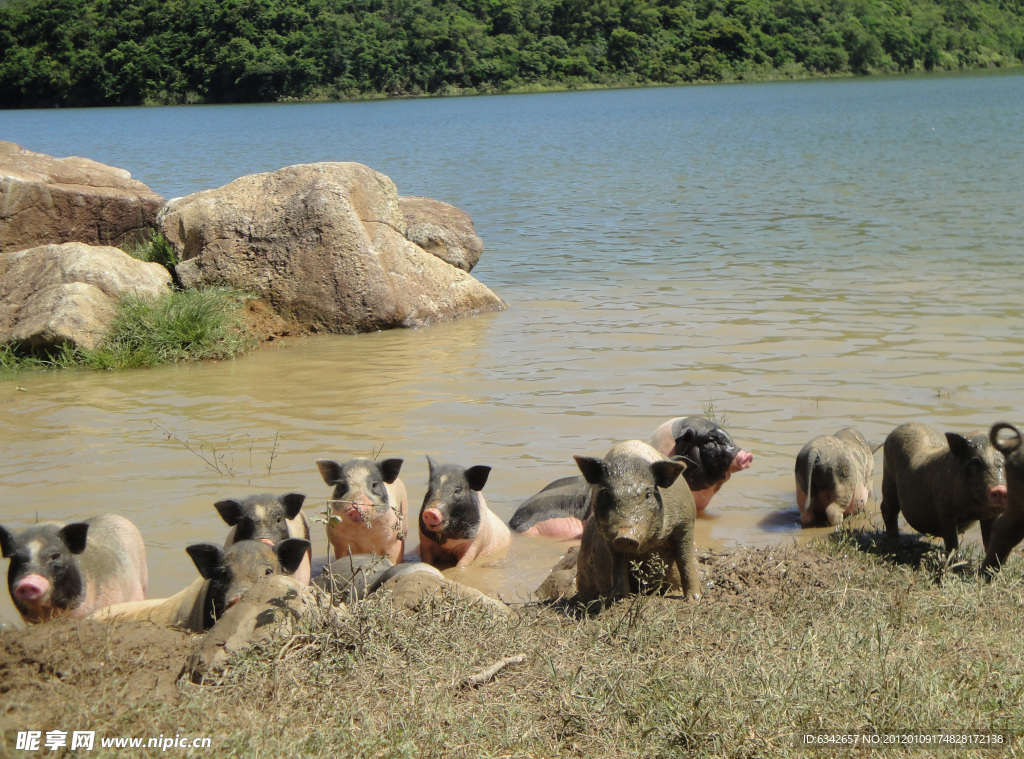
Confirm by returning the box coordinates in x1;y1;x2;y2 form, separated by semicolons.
0;513;147;624
881;422;1007;554
316;458;408;565
418;457;511;568
647;416;754;511
215;492;312;585
92;538;310;632
981;422;1024;573
511;416;752;539
795;428;881;526
575;440;699;602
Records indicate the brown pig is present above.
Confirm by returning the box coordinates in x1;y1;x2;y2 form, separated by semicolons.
316;458;408;564
92;538;310;633
0;513;147;624
881;422;1008;554
417;457;511;568
795;427;881;526
981;422;1024;573
575;440;699;602
216;492;312;585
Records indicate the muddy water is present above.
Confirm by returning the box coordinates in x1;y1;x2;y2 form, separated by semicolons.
2;71;1023;625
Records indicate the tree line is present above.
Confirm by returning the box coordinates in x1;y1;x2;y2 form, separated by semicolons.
1;0;1022;108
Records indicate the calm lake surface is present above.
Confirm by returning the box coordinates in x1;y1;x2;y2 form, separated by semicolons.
2;71;1023;625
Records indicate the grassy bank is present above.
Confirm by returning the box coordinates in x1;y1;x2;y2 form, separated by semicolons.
0;287;258;378
3;533;1023;757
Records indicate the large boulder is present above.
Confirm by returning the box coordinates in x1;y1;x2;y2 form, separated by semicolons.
399;195;484;272
159;162;506;334
0;242;172;350
0;142;163;254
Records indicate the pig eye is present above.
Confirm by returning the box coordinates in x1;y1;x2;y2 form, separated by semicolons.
265;567;274;575
454;486;463;494
48;552;62;563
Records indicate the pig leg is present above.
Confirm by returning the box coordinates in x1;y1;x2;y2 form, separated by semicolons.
880;472;901;541
825;504;845;527
674;546;700;601
610;553;632;598
981;511;1024;573
940;523;960;555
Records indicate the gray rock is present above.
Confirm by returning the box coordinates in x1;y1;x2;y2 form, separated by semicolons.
0;242;172;350
0;141;163;254
400;195;484;272
159;163;505;334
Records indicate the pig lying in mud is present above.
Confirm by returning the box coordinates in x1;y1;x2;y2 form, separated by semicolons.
795;428;880;526
881;422;1007;554
575;440;700;602
92;538;310;633
510;416;752;539
216;492;312;585
0;513;147;624
981;422;1024;573
317;458;408;564
418;457;511;568
647;416;754;511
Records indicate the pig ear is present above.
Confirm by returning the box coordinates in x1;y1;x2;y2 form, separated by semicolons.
280;493;305;519
186;543;225;580
945;433;973;459
0;526;15;558
379;459;403;484
59;523;89;555
316;459;343;485
426;456;438;476
214;499;244;526
574;455;606;485
465;465;491;491
651;460;687;489
674;428;698;448
275;538;311;575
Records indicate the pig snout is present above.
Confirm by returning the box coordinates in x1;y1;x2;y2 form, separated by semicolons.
421;508;445;530
988;484;1009;506
13;574;50;604
611;530;641;554
731;450;754;472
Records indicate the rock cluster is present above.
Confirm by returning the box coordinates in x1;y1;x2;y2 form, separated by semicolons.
0;144;504;352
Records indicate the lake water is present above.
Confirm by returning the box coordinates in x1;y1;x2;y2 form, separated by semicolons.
2;71;1023;625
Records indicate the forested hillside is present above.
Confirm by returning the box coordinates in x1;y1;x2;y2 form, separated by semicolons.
1;0;1022;107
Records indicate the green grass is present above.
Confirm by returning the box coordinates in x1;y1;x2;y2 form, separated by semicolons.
122;230;178;270
1;287;257;377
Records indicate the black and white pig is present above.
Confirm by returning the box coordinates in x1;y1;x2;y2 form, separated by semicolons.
1;513;148;624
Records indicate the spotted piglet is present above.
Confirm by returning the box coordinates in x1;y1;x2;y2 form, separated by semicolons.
418;457;511;568
215;492;312;585
0;513;148;623
316;458;408;564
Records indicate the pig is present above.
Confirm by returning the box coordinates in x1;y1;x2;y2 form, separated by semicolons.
215;492;312;585
92;538;310;633
981;422;1024;573
0;513;147;624
316;458;408;564
647;416;754;511
417;457;511;568
575;440;699;602
510;416;754;539
508;476;591;539
795;427;881;526
881;422;1008;555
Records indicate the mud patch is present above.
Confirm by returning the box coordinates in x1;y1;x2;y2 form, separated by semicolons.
0;619;196;729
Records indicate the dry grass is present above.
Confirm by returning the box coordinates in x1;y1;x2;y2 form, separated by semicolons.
3;536;1024;758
